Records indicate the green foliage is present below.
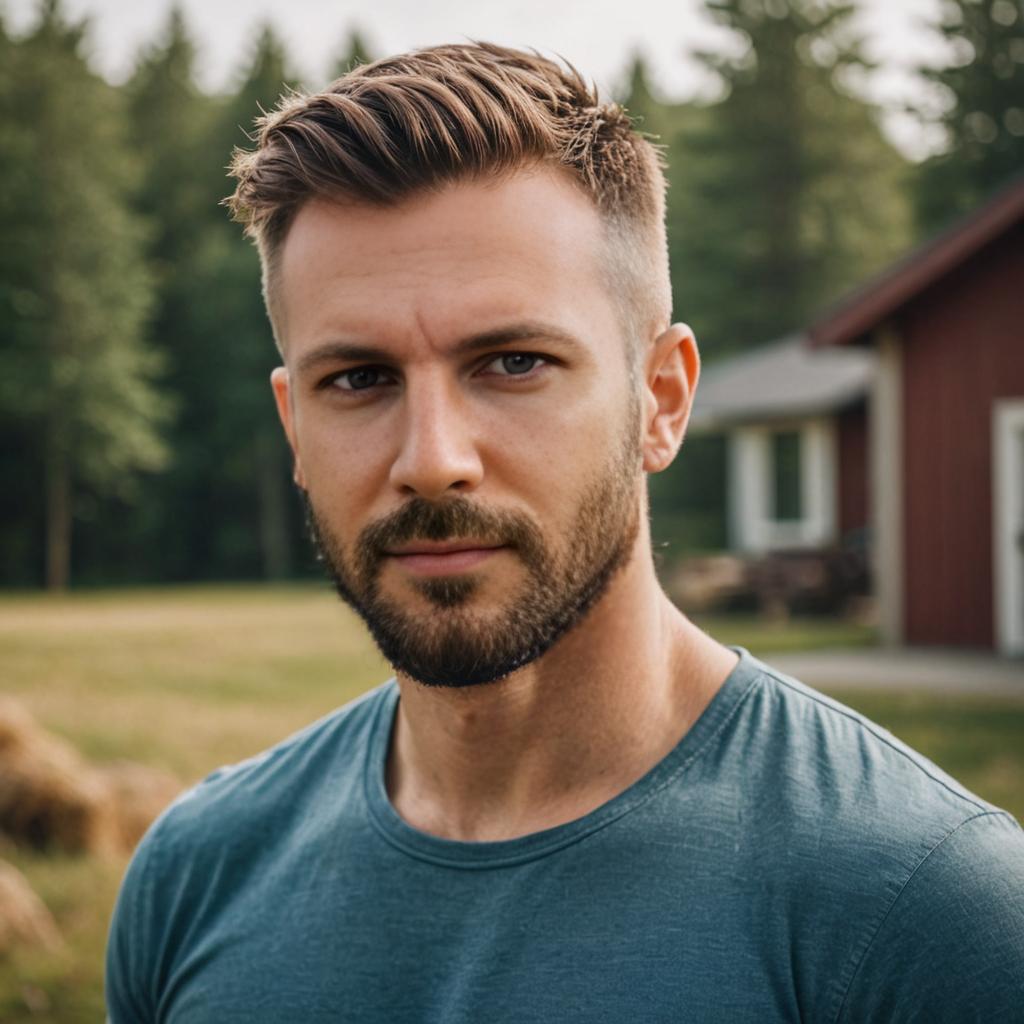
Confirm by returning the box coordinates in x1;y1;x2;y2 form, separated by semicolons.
100;15;306;584
200;24;302;580
0;0;169;587
649;433;729;558
328;26;374;83
915;0;1024;234
665;0;911;359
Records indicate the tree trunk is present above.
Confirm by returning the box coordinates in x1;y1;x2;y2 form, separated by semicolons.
257;431;291;580
45;430;71;591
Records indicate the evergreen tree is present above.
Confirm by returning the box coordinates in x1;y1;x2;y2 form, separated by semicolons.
620;54;728;558
107;5;221;582
673;0;911;359
619;52;669;137
619;52;710;325
916;0;1024;234
188;23;301;580
126;5;214;286
114;20;303;583
0;0;168;588
328;26;374;82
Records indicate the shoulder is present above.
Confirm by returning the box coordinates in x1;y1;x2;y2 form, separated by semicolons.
146;679;395;872
105;680;395;1021
836;810;1024;1021
737;654;1002;839
161;678;392;836
729;655;1024;1020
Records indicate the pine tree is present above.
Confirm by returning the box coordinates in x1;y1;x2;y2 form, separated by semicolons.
188;23;302;580
916;0;1024;234
328;26;374;83
113;21;303;582
620;52;670;138
620;54;728;556
673;0;911;358
619;52;710;325
90;6;218;582
0;0;169;588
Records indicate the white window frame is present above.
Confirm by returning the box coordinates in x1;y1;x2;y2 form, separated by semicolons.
728;416;837;554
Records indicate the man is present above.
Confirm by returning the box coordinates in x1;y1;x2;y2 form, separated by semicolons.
106;43;1024;1022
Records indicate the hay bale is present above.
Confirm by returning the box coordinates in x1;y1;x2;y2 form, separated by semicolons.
0;860;61;956
0;700;182;855
0;699;119;855
95;761;181;850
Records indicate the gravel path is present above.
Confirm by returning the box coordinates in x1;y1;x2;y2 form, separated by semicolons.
766;647;1024;697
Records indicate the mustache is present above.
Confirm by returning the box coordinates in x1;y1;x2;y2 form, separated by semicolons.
359;496;545;564
298;488;549;579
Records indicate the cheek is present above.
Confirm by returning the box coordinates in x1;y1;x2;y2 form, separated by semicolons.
293;411;391;512
482;391;632;500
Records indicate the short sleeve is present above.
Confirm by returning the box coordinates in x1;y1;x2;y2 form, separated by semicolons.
836;811;1024;1023
105;825;161;1024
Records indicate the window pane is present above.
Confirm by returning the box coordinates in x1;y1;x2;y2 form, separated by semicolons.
772;430;802;522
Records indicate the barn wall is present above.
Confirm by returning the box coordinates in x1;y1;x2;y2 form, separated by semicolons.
899;221;1024;648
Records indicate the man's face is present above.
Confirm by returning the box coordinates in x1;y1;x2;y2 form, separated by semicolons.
273;167;645;687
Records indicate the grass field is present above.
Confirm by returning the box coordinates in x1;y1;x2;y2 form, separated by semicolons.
1;585;1022;1022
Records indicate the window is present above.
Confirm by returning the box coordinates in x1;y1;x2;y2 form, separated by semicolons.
771;430;802;521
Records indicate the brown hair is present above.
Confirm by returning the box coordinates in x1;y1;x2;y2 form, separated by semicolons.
225;42;670;349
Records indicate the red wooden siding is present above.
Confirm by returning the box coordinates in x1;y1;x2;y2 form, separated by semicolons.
899;221;1024;647
836;401;869;540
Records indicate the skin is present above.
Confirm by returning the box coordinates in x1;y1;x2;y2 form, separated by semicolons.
271;164;739;842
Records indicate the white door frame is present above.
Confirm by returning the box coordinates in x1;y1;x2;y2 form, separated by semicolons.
993;399;1024;657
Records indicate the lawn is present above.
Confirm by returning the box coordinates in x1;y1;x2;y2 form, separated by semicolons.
1;585;1021;1022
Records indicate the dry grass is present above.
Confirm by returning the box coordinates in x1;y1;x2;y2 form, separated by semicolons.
0;860;61;957
0;584;388;782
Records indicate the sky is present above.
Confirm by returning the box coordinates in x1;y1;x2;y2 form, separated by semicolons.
5;0;951;158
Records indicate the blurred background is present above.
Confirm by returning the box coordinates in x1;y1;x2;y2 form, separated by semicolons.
0;0;1021;596
0;0;1022;1019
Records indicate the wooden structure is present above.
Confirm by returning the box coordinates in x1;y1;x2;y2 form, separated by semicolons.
810;176;1024;655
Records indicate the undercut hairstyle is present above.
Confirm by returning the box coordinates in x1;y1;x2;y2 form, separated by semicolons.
225;42;671;353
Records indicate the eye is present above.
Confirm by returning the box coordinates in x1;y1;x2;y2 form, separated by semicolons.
485;353;545;377
328;366;394;391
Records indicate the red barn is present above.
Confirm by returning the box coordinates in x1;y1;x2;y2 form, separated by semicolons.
810;177;1024;656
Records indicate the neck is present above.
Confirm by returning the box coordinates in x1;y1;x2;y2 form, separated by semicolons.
385;534;739;842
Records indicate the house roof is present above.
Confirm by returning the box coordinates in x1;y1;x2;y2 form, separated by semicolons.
809;174;1024;348
689;335;874;431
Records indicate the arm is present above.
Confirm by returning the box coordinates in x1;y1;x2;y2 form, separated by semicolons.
836;811;1024;1023
105;826;161;1023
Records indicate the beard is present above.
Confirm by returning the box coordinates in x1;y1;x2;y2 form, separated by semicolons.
301;402;643;688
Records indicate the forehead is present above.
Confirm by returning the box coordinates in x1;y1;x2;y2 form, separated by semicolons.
276;167;617;356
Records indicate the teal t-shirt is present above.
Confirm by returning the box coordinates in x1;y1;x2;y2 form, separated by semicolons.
106;649;1024;1022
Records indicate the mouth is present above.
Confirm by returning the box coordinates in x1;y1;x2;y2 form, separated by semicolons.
384;541;507;576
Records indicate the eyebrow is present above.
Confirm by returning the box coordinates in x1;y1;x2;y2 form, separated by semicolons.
294;321;585;376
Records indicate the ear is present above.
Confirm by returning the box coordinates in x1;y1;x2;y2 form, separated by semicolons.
270;366;306;488
641;323;700;474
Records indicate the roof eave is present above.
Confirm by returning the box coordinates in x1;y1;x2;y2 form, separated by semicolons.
809;174;1024;349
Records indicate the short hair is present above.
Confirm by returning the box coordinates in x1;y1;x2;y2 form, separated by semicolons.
225;42;671;352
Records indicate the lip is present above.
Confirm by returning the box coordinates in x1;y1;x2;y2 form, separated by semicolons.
386;540;502;556
385;543;506;576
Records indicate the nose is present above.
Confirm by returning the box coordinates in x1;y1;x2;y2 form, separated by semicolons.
388;374;484;499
